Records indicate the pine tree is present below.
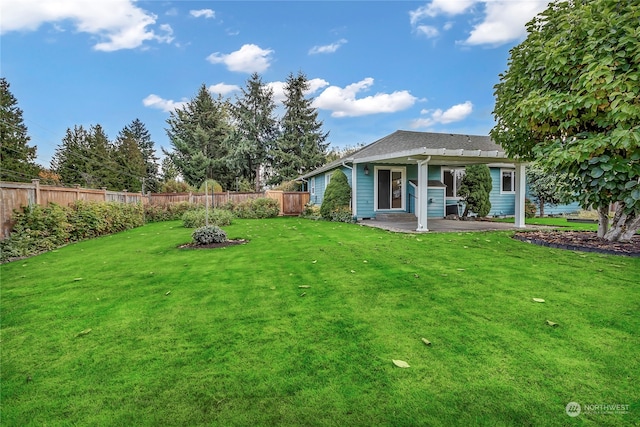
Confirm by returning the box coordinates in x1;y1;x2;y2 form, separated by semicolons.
0;78;40;182
270;71;329;184
163;84;233;189
228;73;279;192
113;132;145;191
119;119;160;192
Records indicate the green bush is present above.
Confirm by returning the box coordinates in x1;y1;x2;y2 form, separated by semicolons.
233;198;280;219
144;202;199;222
329;206;355;223
198;179;223;193
320;170;352;220
192;225;227;245
458;165;492;218
300;202;321;220
1;201;144;263
182;208;233;228
525;198;537;218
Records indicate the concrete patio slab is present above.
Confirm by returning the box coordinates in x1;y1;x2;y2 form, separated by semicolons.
358;217;529;233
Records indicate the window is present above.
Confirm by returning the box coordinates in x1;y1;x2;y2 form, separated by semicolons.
501;169;515;193
443;168;465;198
325;172;332;189
310;177;315;196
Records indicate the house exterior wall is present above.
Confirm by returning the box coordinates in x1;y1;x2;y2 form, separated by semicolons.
309;166;353;206
489;167;515;216
355;164;375;218
426;188;445;217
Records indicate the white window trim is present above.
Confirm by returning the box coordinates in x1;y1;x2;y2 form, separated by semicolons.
500;169;516;194
374;166;406;211
442;168;466;199
310;177;315;196
325;171;333;189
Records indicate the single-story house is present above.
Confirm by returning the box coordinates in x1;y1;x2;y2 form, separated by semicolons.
298;130;579;231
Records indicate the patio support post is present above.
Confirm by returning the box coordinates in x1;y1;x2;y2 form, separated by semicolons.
514;162;526;228
416;157;430;232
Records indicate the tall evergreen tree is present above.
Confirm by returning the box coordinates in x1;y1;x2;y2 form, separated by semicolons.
0;78;40;182
119;119;160;192
270;71;329;184
228;73;279;192
163;84;233;189
51;124;117;189
113;132;145;191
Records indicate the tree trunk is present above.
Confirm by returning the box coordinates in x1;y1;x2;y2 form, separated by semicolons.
597;205;609;238
602;203;640;242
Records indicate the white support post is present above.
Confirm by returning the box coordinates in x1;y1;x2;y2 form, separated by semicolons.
416;158;430;232
514;162;526;228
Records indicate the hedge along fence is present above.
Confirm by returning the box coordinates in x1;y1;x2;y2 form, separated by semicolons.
1;180;144;239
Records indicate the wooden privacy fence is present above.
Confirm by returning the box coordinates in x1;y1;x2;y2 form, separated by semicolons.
265;190;310;216
1;180;144;238
1;180;311;238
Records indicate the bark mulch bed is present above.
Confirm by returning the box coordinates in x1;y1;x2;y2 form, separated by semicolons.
178;239;247;250
514;231;640;257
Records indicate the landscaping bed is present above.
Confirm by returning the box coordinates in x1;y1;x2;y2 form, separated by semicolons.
515;230;640;257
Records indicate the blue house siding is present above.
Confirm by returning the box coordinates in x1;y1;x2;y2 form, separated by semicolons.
356;164;375;218
309;166;353;206
427;188;445;217
488;167;515;216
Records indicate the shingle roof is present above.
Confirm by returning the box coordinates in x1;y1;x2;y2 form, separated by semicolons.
298;130;505;180
351;130;502;160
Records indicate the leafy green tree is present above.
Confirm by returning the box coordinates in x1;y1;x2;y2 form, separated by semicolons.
228;73;279;192
492;0;640;241
270;71;329;184
164;84;233;189
0;78;40;181
526;161;575;217
119;119;160;192
458;164;492;218
160;156;178;183
320;169;351;219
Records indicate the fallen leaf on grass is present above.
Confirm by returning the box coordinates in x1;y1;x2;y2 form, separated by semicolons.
532;298;545;303
298;285;311;289
76;329;92;337
312;260;317;264
350;270;356;273
392;359;410;368
300;292;306;297
546;320;559;327
421;338;431;346
165;291;171;296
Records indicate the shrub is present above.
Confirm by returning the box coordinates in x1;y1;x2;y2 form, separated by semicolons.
161;180;193;193
192;225;227;245
68;201;143;240
233;198;280;219
329;206;355;223
458;165;492;218
198;179;223;193
300;202;321;220
144;202;199;222
525;198;537;218
182;208;233;228
320;170;352;220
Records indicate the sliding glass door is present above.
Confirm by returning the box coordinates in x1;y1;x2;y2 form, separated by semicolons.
376;168;404;210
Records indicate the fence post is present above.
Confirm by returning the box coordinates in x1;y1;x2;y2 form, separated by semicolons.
74;184;81;201
31;179;41;206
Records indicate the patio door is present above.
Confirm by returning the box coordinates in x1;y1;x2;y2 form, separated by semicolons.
376;168;404;210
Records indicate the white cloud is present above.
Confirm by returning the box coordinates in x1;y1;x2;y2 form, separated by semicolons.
207;44;273;73
142;94;188;112
208;83;240;96
409;0;548;46
464;1;549;46
410;0;476;24
416;25;439;38
308;39;347;55
0;0;173;51
411;101;473;128
190;9;215;19
314;78;417;118
267;78;329;104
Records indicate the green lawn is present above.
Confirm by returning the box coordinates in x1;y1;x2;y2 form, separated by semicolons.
2;218;639;426
494;216;599;231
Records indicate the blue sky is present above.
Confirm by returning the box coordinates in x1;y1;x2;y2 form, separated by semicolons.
1;0;551;167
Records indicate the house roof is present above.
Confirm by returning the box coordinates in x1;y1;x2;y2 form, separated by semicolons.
299;130;510;180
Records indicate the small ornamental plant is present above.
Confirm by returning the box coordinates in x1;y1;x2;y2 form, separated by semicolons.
191;225;227;245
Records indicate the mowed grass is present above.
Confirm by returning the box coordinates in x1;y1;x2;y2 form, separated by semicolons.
1;218;639;426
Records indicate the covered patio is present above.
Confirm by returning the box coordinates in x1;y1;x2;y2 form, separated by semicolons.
359;216;527;233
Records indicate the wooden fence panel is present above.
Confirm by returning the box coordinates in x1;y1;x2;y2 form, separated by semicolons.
265;191;309;216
